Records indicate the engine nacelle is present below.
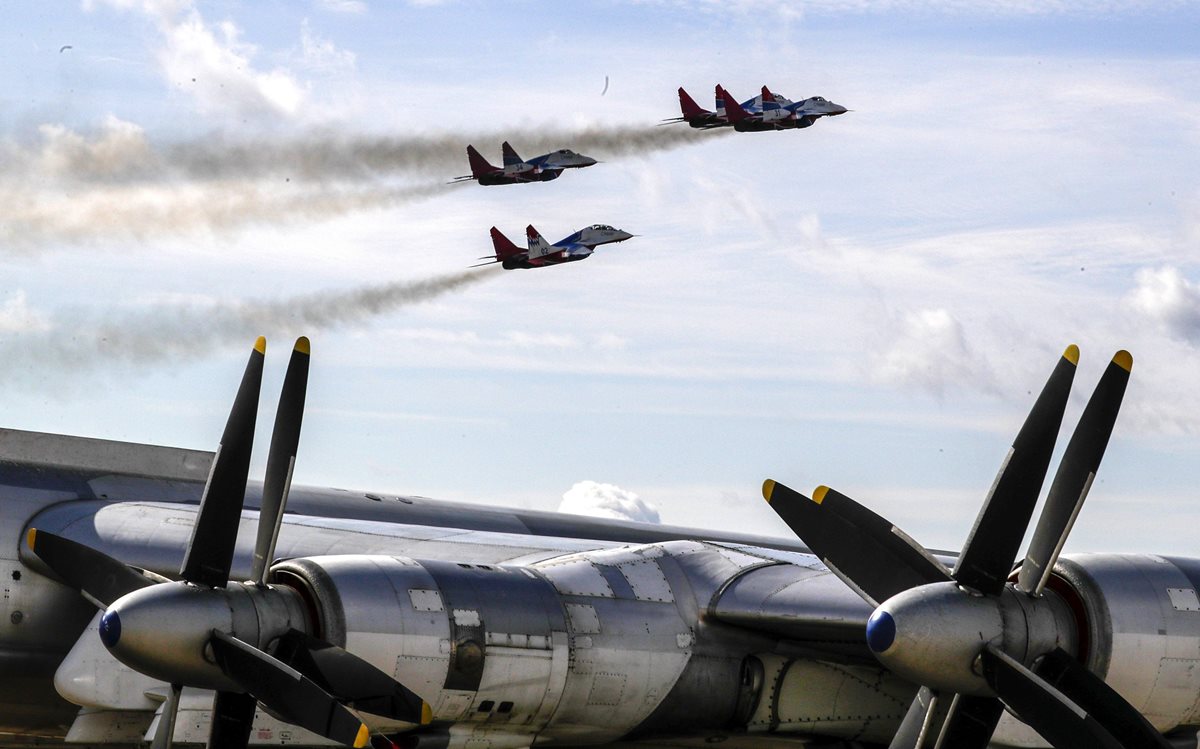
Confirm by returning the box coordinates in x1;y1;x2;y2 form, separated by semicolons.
1054;553;1200;733
272;547;703;744
271;541;903;747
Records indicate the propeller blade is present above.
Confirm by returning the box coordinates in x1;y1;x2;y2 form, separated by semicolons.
887;686;945;749
25;528;155;607
180;337;266;589
980;644;1122;749
932;693;1003;749
209;690;258;749
210;631;371;748
1017;351;1132;596
273;629;431;725
1034;648;1171;749
954;345;1078;595
763;480;950;606
149;683;181;749
252;337;311;585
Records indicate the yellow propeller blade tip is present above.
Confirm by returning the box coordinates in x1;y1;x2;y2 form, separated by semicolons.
421;702;433;725
295;336;311;355
1113;350;1133;372
25;528;36;551
762;479;776;502
1063;344;1080;365
353;724;370;748
254;336;267;354
813;486;829;504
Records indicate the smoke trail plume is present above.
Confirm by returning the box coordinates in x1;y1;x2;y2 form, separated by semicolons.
0;268;497;386
0;119;722;246
2;120;722;184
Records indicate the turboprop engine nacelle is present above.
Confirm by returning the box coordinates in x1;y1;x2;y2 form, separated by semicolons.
271;548;706;744
269;541;906;746
1051;553;1200;733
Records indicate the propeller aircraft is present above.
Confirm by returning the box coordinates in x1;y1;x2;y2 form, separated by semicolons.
1;340;1198;749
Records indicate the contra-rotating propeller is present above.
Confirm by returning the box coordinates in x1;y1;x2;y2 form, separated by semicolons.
762;347;1171;749
27;337;431;749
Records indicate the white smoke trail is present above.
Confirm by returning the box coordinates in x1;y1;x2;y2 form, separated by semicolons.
0;181;462;248
0;120;722;246
1;122;722;184
0;268;498;384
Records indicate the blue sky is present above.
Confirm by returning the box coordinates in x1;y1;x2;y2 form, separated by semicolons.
2;0;1200;554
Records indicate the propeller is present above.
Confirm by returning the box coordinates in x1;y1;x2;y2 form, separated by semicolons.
27;337;432;749
764;348;1169;749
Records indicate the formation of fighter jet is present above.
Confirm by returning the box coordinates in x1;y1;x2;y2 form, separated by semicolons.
451;142;598;185
0;339;1194;749
666;84;848;131
473;223;634;269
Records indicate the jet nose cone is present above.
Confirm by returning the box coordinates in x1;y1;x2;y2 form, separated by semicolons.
581;157;598;167
832;105;848;115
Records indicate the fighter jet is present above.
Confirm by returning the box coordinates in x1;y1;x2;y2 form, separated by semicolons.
474;224;633;269
664;84;846;131
720;84;848;132
452;142;597;185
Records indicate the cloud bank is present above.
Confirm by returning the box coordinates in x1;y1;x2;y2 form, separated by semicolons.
558;481;662;524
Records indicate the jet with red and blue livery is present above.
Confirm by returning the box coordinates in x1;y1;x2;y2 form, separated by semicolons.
720;84;848;132
665;84;846;131
452;142;598;185
474;224;634;269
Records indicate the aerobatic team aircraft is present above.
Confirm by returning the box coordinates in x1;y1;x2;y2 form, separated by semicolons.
666;84;847;131
451;143;598;185
473;224;634;269
3;339;1197;749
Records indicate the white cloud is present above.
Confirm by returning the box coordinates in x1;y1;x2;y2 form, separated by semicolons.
0;292;51;334
874;308;999;398
299;20;357;74
1126;266;1200;344
315;0;367;13
88;0;307;122
558;481;661;524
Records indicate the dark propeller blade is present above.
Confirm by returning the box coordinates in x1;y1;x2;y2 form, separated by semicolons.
273;629;431;725
933;694;1004;749
252;337;311;585
980;644;1122;749
210;631;370;748
763;480;950;606
180;337;266;589
25;528;155;607
1034;648;1171;749
1017;351;1132;596
953;345;1078;595
209;690;258;749
150;683;181;749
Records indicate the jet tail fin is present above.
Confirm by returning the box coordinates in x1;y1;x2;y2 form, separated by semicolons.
678;87;711;119
467;145;499;179
720;86;751;122
501;142;524;167
526;225;555;259
761;85;782;110
489;227;524;261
